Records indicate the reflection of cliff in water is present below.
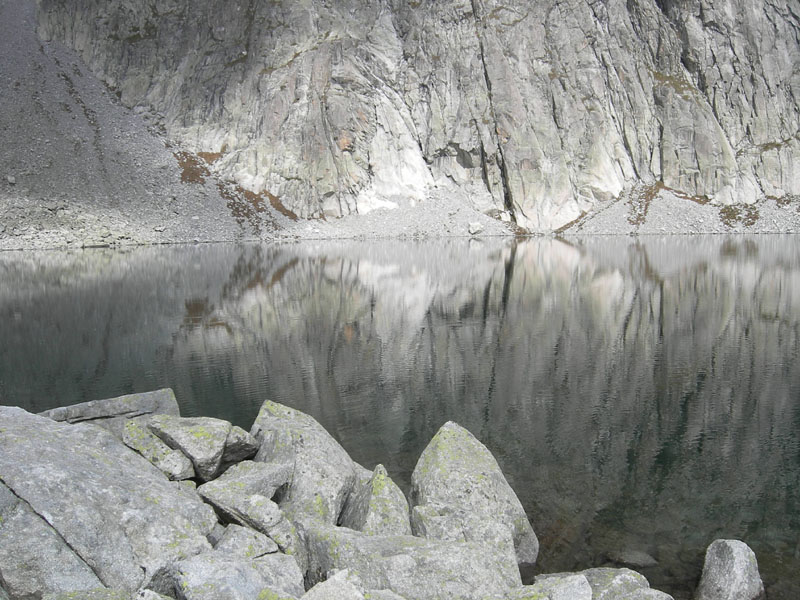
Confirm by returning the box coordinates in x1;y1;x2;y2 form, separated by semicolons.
165;237;800;598
1;237;799;598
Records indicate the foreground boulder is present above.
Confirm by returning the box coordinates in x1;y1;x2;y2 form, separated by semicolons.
300;517;521;600
0;407;217;595
410;421;539;567
39;388;180;437
250;400;359;524
694;540;765;600
122;418;195;481
580;568;674;600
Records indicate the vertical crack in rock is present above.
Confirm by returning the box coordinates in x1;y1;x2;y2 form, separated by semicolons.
469;0;517;224
0;477;109;588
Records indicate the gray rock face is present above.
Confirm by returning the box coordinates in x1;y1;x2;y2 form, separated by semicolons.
35;0;800;232
301;570;365;600
213;524;279;558
250;400;358;524
340;464;412;536
0;406;217;594
123;418;195;481
39;388;180;438
522;574;593;600
169;552;304;600
410;421;538;567
0;481;104;599
300;518;521;600
694;539;765;600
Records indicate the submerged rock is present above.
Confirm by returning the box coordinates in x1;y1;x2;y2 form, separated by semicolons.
250;400;358;524
694;539;765;600
0;406;217;595
410;421;539;567
340;464;412;536
39;388;180;438
300;517;521;600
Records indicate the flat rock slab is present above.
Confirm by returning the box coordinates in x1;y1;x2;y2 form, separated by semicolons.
410;421;539;566
170;551;304;600
340;464;411;536
0;407;217;594
695;539;765;600
300;518;521;600
250;400;358;524
39;388;180;438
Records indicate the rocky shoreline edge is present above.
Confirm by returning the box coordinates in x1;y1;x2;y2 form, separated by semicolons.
0;389;766;600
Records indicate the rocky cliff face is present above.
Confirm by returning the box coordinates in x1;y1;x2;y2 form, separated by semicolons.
34;0;800;232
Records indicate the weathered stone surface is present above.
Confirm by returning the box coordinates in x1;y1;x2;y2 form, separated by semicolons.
170;552;304;600
39;388;180;438
250;400;358;524
607;549;659;569
410;421;538;566
300;517;521;600
123;418;195;480
340;464;411;536
197;465;305;569
0;481;104;599
695;539;765;600
0;406;217;594
213;523;279;558
147;414;231;481
580;568;673;600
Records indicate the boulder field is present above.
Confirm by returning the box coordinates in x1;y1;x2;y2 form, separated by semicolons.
0;389;765;600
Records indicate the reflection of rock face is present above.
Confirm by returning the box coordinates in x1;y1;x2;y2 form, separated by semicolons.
35;0;800;231
2;237;800;598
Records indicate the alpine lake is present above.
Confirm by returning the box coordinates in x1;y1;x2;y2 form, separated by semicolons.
1;235;799;599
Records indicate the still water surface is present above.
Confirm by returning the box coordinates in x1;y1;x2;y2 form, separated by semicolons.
1;236;799;598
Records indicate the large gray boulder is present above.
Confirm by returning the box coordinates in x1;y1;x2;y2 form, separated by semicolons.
147;414;258;481
250;400;358;524
694;540;765;600
213;524;279;558
123;418;195;481
516;573;593;600
410;421;539;567
39;388;180;438
169;551;304;600
0;406;217;595
580;568;674;600
299;517;521;600
300;570;408;600
340;464;412;536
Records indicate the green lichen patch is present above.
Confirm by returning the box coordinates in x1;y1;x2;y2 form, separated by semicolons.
720;204;760;227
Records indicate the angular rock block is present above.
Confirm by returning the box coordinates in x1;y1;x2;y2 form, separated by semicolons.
250;400;358;524
410;421;539;566
213;524;279;558
580;568;673;600
122;418;195;480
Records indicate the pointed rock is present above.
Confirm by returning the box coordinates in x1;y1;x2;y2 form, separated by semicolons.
410;421;539;567
340;464;412;536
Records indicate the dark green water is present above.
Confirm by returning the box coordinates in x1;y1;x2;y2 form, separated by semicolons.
1;236;799;599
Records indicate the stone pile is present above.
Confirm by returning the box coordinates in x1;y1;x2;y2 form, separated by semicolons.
0;389;765;600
